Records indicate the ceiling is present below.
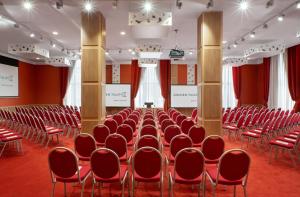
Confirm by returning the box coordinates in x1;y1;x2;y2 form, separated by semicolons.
0;0;299;65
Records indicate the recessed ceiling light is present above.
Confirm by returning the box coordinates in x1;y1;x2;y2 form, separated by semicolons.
144;1;152;12
297;2;300;9
250;32;255;38
30;33;35;38
84;1;93;12
189;51;193;55
239;0;249;10
52;44;56;48
222;40;227;44
131;51;136;55
128;49;132;52
23;0;33;10
277;15;284;22
105;52;109;55
296;32;300;38
36;57;40;60
233;44;238;48
52;31;58;35
120;31;126;35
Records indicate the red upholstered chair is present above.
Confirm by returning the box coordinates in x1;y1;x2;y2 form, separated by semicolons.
105;134;130;162
74;133;97;161
176;114;187;127
163;125;181;147
90;148;129;197
191;108;198;121
93;124;110;146
144;114;154;120
119;111;127;121
104;119;118;133
48;147;91;197
168;148;205;197
202;135;225;164
180;118;195;134
142;118;156;127
205;149;251;197
135;135;160;151
140;125;158;138
117;124;134;146
167;134;193;164
128;114;139;125
131;147;163;197
113;114;124;126
188;126;206;147
123;119;137;136
172;112;180;122
224;115;246;140
161;119;175;135
0;130;23;157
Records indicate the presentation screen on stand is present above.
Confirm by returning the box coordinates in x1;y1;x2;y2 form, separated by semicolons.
171;85;198;108
105;84;131;107
0;63;19;97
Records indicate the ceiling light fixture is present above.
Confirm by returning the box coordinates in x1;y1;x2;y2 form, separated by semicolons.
296;32;300;38
239;0;249;10
250;32;255;38
128;49;132;52
263;23;268;29
23;0;33;10
176;0;183;9
112;0;118;9
233;42;238;48
207;0;213;9
105;51;109;55
277;14;284;22
297;1;300;9
30;33;35;38
266;0;274;8
241;37;245;42
52;31;58;35
120;31;126;35
84;1;93;12
189;51;193;55
144;1;152;12
36;57;40;60
52;43;56;48
131;51;136;55
222;40;227;44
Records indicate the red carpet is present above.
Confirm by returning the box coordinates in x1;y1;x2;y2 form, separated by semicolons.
1;136;300;197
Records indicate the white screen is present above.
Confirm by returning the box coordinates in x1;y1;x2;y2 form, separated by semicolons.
0;63;19;97
106;84;131;107
171;85;198;108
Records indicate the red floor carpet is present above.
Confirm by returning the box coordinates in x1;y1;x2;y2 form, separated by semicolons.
1;136;300;197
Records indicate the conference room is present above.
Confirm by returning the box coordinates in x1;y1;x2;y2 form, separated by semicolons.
1;0;300;197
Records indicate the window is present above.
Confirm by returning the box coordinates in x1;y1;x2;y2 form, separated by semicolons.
63;60;81;106
135;66;164;108
222;65;237;108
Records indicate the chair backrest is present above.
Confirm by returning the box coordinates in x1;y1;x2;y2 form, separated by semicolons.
119;111;127;121
142;118;156;127
161;119;175;134
48;147;79;180
188;126;206;145
176;114;187;126
116;124;133;143
243;115;252;127
236;115;245;128
159;114;169;125
93;124;110;145
180;118;195;134
112;114;124;126
74;133;97;158
123;119;136;133
202;135;225;161
191;108;197;120
170;134;193;159
164;125;181;144
90;148;121;181
172;112;180;122
104;119;118;133
136;135;160;150
217;149;250;184
174;148;204;180
132;147;162;179
128;114;139;125
144;114;154;120
140;125;158;138
105;134;127;159
222;112;229;124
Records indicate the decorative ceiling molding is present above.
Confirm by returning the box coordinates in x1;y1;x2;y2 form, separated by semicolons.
139;58;158;67
136;44;161;52
244;42;285;57
8;44;49;59
129;12;172;26
45;57;72;67
223;56;248;66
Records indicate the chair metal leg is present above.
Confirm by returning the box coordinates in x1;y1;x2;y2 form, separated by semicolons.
81;182;85;197
234;185;236;197
51;182;56;197
131;176;135;197
243;185;247;197
91;180;95;197
64;183;67;197
212;185;216;197
0;143;7;157
121;181;125;197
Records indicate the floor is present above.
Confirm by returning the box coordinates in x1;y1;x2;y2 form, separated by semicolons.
1;135;300;197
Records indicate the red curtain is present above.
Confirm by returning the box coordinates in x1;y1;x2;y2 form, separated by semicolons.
131;60;141;109
232;66;241;106
60;67;69;104
159;60;171;111
287;44;300;112
262;58;270;106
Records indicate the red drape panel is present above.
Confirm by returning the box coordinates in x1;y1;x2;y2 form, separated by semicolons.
262;58;270;106
159;60;171;111
232;66;241;106
288;44;300;112
60;67;69;104
131;60;141;109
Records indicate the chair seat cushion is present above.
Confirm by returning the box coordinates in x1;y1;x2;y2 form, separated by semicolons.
169;166;202;184
0;135;22;142
242;131;261;138
134;171;161;182
269;139;294;149
95;165;127;183
47;129;63;134
206;166;243;185
56;165;91;183
285;133;299;139
276;136;297;144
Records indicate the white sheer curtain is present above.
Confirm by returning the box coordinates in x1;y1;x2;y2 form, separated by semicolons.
222;65;236;108
268;52;294;110
63;60;81;106
135;66;164;108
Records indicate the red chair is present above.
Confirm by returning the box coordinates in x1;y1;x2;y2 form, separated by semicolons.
180;118;195;134
93;124;110;146
0;130;23;157
90;148;129;197
128;114;139;125
105;134;130;162
140;125;158;138
202;135;225;164
144;114;154;120
161;119;175;135
163;125;181;147
191;108;198;121
188;126;206;147
113;114;124;126
142;118;156;127
176;114;187;126
124;119;137;136
48;147;91;197
205;149;251;197
158;114;169;125
74;133;97;161
168;148;205;197
131;147;163;197
167;134;193;164
117;124;134;146
104;119;118;133
135;135;160;150
119;111;127;121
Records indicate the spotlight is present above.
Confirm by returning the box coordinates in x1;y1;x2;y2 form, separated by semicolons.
227;46;231;50
263;23;268;29
296;32;300;38
277;15;284;22
131;51;136;55
239;0;248;10
84;1;93;12
105;51;109;55
233;42;238;48
23;0;33;10
266;0;274;8
52;31;58;35
128;49;132;52
36;57;40;60
112;0;118;9
297;1;300;9
144;1;152;12
189;51;193;55
55;0;63;9
176;0;183;9
207;0;213;9
30;33;35;38
250;32;255;38
52;43;56;48
241;37;245;42
120;31;126;35
222;40;227;44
